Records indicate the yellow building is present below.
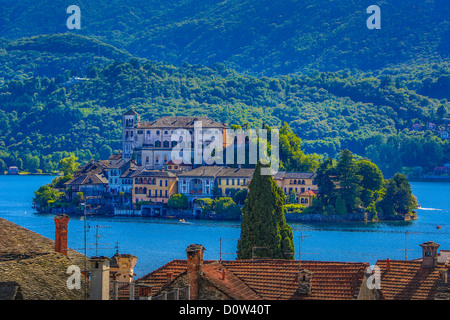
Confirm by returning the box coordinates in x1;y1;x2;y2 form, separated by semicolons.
273;171;318;206
109;251;138;283
216;167;254;197
132;169;178;205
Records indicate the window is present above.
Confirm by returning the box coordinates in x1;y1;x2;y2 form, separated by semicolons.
165;190;168;197
155;141;161;148
232;179;235;185
146;130;151;135
165;180;168;187
155;155;160;163
226;179;229;185
163;140;169;148
146;157;149;163
164;130;168;134
156;130;160;135
160;180;162;186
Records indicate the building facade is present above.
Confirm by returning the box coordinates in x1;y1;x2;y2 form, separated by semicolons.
131;168;178;205
122;109;228;169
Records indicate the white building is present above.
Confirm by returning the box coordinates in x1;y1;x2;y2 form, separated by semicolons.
122;109;228;169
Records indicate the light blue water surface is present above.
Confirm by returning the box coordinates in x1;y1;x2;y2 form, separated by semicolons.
0;175;449;277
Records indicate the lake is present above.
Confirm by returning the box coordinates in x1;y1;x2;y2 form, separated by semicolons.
0;175;449;278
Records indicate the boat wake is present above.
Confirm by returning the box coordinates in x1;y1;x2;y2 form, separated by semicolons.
419;207;442;211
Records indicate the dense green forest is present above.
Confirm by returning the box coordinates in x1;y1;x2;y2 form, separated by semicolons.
0;1;449;176
1;0;449;75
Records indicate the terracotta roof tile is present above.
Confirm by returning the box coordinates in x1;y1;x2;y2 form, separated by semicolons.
376;260;441;300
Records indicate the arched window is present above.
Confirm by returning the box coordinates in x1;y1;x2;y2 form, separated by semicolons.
171;141;177;148
163;140;169;148
143;187;147;194
152;178;156;185
135;187;138;194
302;180;305;185
155;155;160;164
301;198;305;204
164;155;168;162
155;140;161;147
293;180;297;184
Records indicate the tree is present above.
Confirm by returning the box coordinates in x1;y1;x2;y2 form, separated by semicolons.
335;150;362;213
355;159;383;206
335;195;347;215
0;159;6;174
378;173;416;217
237;162;294;260
233;188;248;205
99;145;112;160
214;197;241;220
59;154;80;176
168;193;188;211
33;185;64;210
314;157;337;206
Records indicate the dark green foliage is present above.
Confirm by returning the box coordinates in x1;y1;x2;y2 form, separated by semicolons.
168;193;189;210
0;6;449;176
214;197;241;220
1;0;449;76
237;162;294;260
335;149;362;213
378;173;417;217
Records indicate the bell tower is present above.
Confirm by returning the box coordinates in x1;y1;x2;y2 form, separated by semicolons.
123;109;139;160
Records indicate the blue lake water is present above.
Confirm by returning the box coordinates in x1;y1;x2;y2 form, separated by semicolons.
0;175;449;278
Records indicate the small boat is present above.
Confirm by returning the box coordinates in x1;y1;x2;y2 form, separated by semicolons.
436;225;442;230
179;219;185;223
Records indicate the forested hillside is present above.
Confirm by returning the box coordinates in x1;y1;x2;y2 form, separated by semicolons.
0;0;448;75
0;1;449;177
0;33;448;176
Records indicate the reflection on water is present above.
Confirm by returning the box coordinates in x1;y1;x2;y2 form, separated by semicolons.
0;176;449;277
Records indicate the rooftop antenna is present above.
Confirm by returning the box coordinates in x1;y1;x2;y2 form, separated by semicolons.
76;199;114;299
397;231;419;260
297;232;317;269
219;238;239;262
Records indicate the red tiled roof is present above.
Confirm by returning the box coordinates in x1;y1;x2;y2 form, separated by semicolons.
202;262;261;300
298;190;317;197
376;260;441;300
131;259;368;300
222;260;368;300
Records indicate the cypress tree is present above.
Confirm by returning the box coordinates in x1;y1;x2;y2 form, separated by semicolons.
237;162;295;260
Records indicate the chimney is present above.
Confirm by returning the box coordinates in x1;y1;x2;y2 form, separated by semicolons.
386;258;391;271
54;214;70;256
186;244;205;300
297;269;313;296
89;256;110;300
420;241;440;269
